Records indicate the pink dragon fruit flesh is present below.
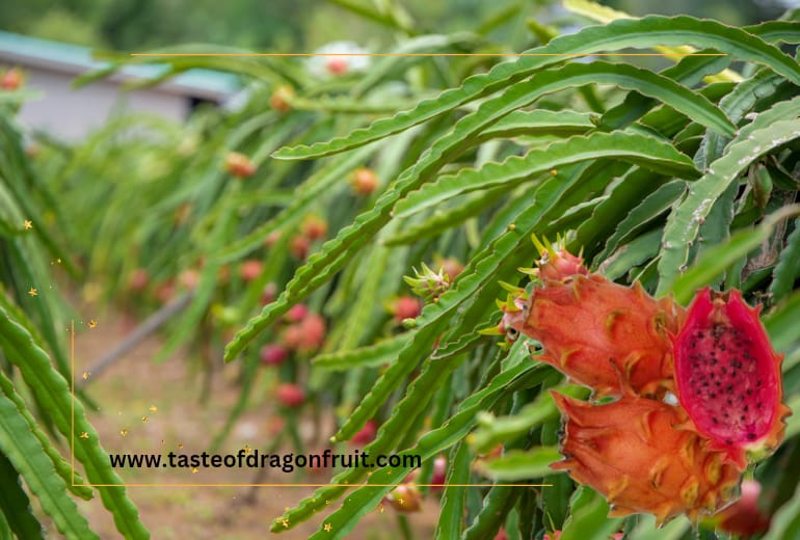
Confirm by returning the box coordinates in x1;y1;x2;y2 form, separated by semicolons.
672;288;790;469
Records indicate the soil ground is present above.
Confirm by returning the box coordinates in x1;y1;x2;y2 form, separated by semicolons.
72;310;440;539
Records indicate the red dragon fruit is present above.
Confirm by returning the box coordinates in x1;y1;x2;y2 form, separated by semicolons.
672;288;790;469
551;392;741;524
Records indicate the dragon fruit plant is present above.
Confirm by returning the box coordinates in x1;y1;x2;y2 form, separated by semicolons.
502;240;789;524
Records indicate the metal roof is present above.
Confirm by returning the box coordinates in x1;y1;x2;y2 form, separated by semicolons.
0;30;240;100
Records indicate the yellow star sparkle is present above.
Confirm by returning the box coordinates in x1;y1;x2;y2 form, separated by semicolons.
82;371;90;380
28;287;37;297
23;220;33;230
141;416;149;423
324;523;332;532
178;442;184;449
120;429;129;437
192;467;199;474
243;445;252;455
378;504;385;514
79;432;89;439
281;519;289;528
88;320;97;328
149;405;158;413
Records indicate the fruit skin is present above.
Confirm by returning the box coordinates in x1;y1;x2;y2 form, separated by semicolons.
551;391;740;524
506;274;684;398
672;288;789;469
275;383;305;408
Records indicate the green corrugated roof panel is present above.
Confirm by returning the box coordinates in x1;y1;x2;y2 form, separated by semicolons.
0;30;240;97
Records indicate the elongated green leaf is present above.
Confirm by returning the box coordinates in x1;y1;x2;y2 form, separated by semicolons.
745;20;800;43
396;132;698;217
698;71;786;169
474;447;562;481
599;180;686;260
657;119;800;294
352;33;481;97
670;206;800;304
0;371;92;500
0;306;149;539
600;229;663;281
382;186;507;246
435;442;472;540
770;217;800;299
765;289;800;353
0;388;98;540
599;51;733;131
463;484;520;540
559;488;622;540
470;385;589;454
762;481;800;540
479;110;596;140
0;453;44;540
627;515;690;540
312;333;412;370
273;16;800;160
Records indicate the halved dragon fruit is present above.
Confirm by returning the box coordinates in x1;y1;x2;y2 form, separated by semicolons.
672;288;790;469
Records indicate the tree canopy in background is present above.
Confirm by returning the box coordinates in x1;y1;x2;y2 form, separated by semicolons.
0;0;792;52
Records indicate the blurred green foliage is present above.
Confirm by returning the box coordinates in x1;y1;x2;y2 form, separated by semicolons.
0;0;790;52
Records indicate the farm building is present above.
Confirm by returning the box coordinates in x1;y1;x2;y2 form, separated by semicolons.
0;31;239;140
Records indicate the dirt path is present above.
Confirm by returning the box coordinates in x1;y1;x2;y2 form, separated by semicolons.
73;310;440;539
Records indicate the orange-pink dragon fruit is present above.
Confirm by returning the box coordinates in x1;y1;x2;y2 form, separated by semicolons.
495;239;789;525
672;287;790;469
551;392;740;524
502;243;684;397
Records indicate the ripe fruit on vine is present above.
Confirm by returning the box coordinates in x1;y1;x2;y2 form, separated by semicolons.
239;259;263;282
224;151;256;178
389;296;421;324
270;85;294;112
350;167;379;195
301;216;328;241
260;344;288;366
275;383;305;408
